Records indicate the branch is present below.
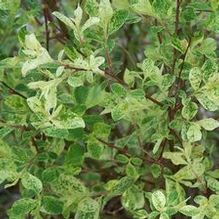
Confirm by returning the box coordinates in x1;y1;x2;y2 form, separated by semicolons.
62;63;164;108
96;137;130;157
172;0;182;74
43;2;50;51
175;0;181;35
155;19;162;44
145;94;164;107
178;37;192;85
105;46;113;73
104;70;127;86
0;81;27;99
157;138;168;161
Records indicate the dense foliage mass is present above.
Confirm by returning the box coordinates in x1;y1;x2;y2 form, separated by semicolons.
1;0;219;218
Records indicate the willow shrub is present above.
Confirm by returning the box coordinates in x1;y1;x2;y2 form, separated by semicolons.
0;0;219;218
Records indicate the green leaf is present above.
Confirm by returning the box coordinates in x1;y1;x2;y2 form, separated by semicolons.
111;176;134;195
65;144;85;167
67;75;84;88
52;11;75;29
153;0;172;17
163;152;187;165
196;92;218;111
133;209;148;219
179;205;200;217
130;157;143;166
153;138;162;154
99;0;113;33
52;116;85;129
74;5;83;27
124;69;135;87
202;59;218;82
209;194;219;206
171;37;185;53
93;122;111;139
116;154;129;164
82;17;100;32
75;197;99;219
85;0;98;16
109;10;128;35
199;38;217;56
197;118;219;131
174;161;205;181
0;139;13;158
111;83;127;97
126;163;139;179
186;122;202;142
159;212;170;219
150;164;161;178
111;102;128;121
133;0;157;18
41;196;64;215
52;174;88;198
182;101;198;120
0;127;13;138
42;168;60;183
74;85;105;108
22;34;53;76
206;176;219;192
89;55;105;75
165;178;185;206
87;138;104;159
21;172;43;194
24;33;41;51
151;190;166;211
8;198;38;218
5;95;27;111
43;128;69;139
27;96;44;114
189;67;202;90
122;186;145;211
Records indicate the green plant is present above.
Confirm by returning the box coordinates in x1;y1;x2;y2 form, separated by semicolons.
0;0;219;218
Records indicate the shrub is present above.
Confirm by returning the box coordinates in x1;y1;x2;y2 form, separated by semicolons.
0;0;219;218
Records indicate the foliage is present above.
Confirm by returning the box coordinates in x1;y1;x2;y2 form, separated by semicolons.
0;0;219;218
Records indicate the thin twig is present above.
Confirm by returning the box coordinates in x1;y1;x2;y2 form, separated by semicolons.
105;46;113;73
178;38;191;78
62;62;164;108
145;94;164;107
157;138;168;161
155;19;162;44
43;3;50;51
96;137;130;157
172;0;181;74
0;81;27;99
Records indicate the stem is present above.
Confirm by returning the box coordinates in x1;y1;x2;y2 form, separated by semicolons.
172;0;181;74
62;62;164;108
105;45;113;73
155;19;162;44
157;138;168;161
43;2;50;51
145;94;164;107
0;81;27;99
96;137;130;157
178;37;192;86
175;0;181;35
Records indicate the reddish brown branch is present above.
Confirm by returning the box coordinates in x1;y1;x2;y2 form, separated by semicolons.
43;3;50;51
172;0;182;74
145;94;164;107
155;19;162;44
96;137;130;157
0;81;27;99
105;46;113;73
